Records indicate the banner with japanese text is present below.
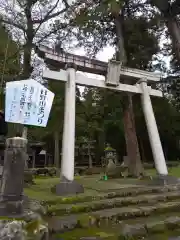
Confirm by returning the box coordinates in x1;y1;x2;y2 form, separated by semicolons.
5;79;54;127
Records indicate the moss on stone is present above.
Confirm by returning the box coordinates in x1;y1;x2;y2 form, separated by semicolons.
54;227;117;240
146;221;166;234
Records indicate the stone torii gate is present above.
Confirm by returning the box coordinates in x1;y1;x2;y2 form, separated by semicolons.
37;45;170;195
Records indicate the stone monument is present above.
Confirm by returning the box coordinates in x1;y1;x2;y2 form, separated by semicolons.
0;136;27;217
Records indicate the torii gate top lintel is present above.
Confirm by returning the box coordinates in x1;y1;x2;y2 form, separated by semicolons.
36;45;161;83
37;44;162;97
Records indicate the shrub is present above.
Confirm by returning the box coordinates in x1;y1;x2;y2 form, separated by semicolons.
31;167;57;177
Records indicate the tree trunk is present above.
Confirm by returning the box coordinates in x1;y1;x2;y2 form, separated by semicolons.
139;137;147;163
122;94;144;177
32;151;36;168
20;39;33;138
54;131;60;176
87;142;93;168
22;40;33;78
166;16;180;62
113;13;144;177
20;3;34;137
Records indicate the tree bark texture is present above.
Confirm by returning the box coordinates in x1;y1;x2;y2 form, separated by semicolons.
114;13;144;176
166;17;180;63
122;94;144;176
54;131;60;176
87;142;93;168
150;0;180;63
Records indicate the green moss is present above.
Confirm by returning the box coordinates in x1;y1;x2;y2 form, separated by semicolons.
25;176;167;206
0;217;24;221
54;227;117;240
24;169;180;217
53;227;180;240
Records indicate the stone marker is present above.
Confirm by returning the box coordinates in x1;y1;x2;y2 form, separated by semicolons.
0;137;27;217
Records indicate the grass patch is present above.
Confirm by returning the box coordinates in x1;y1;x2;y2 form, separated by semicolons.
54;227;117;240
147;166;180;177
24;167;180;206
24;176;99;203
53;226;180;240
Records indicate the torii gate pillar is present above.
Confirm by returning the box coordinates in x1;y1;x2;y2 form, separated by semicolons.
140;79;179;185
55;63;84;196
139;79;168;175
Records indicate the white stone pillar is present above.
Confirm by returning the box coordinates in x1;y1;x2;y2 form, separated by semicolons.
139;79;168;175
61;66;76;181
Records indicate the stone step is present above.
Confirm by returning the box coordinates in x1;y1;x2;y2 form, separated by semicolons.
50;222;180;240
119;216;180;239
48;200;180;233
49;216;180;240
47;191;180;216
90;201;180;223
44;185;180;205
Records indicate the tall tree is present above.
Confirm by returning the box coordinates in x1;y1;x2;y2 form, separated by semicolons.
0;0;71;136
149;0;180;62
0;0;71;79
0;22;20;110
111;2;144;177
65;0;160;176
0;23;20;82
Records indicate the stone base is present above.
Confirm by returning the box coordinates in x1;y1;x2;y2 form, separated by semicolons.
0;195;29;218
54;177;84;196
149;175;180;186
0;200;25;218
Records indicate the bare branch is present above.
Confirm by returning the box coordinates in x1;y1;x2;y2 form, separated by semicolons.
33;0;69;25
171;0;180;16
16;0;25;9
33;0;60;26
36;22;68;44
33;0;61;35
62;0;70;8
33;8;68;24
0;18;26;32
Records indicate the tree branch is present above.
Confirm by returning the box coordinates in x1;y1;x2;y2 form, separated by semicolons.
33;0;60;27
16;0;25;9
36;23;68;44
33;0;69;25
148;0;170;15
0;18;26;32
62;0;70;8
171;0;180;16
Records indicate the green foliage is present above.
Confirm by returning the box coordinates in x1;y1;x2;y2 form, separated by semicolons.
65;0;180;163
0;24;20;78
2;0;180;166
47;80;65;133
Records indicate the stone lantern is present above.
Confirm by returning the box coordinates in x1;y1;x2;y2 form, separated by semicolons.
104;144;116;164
104;144;117;178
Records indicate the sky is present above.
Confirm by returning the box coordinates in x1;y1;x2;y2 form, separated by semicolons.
74;46;115;63
69;46;115;94
73;46;115;82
